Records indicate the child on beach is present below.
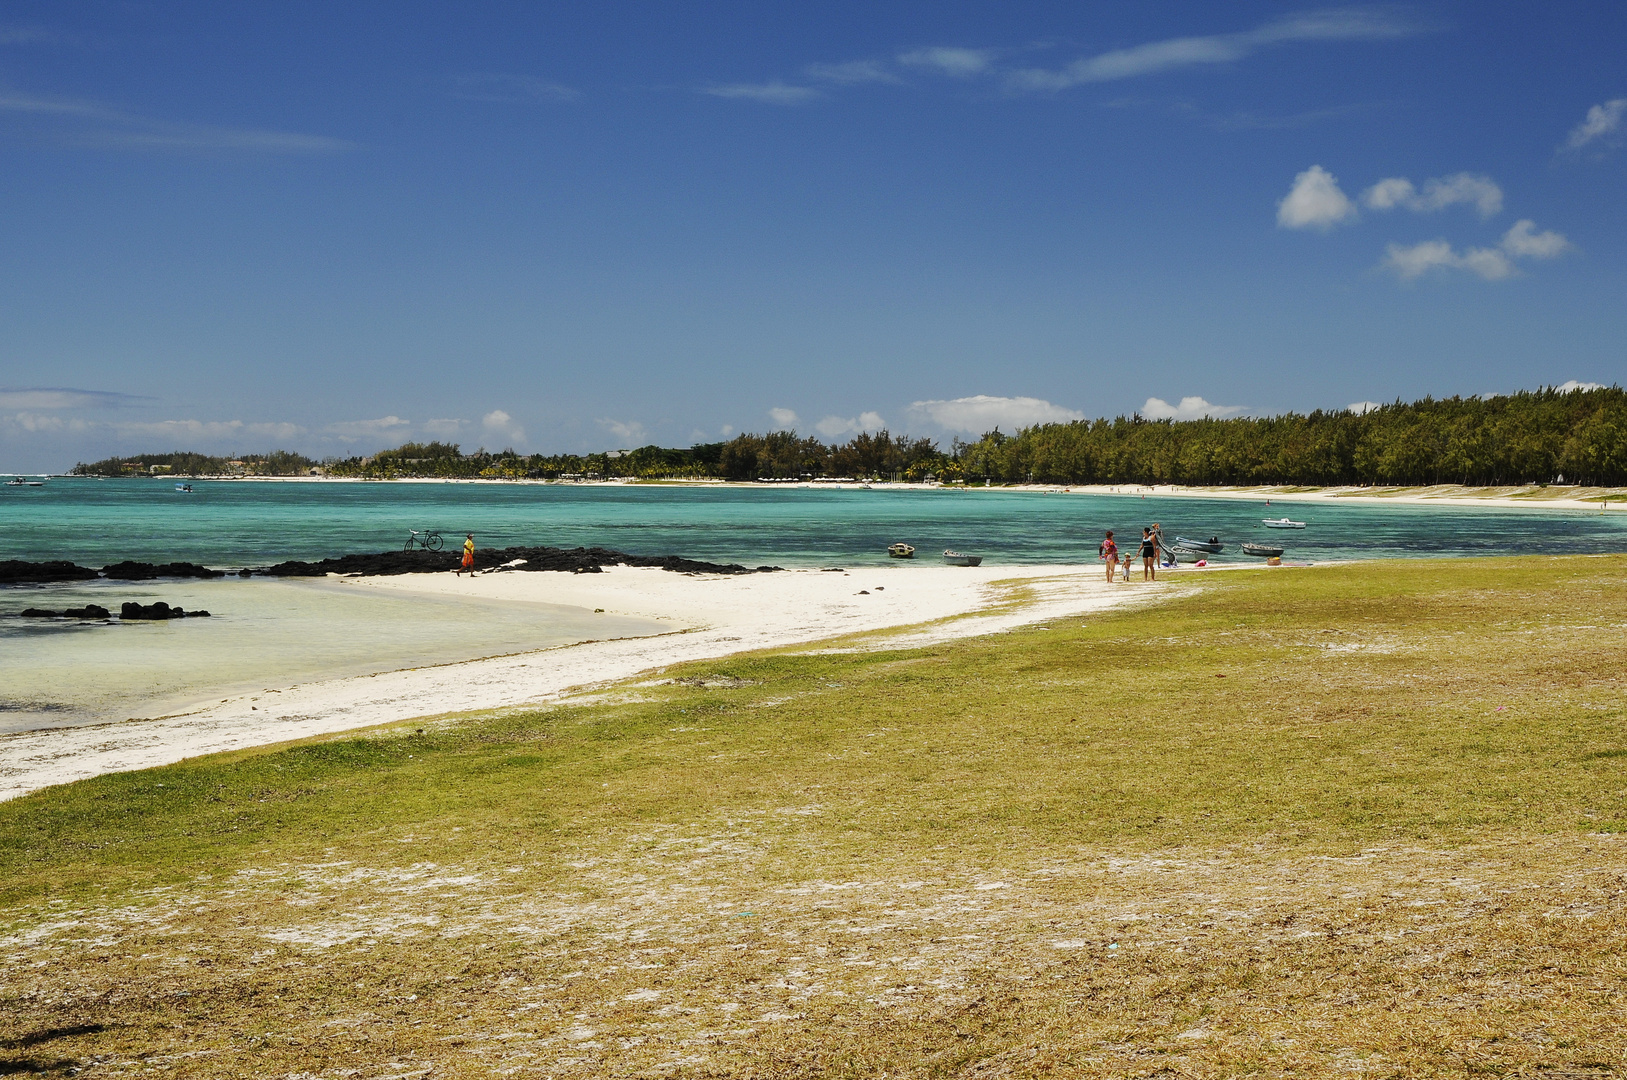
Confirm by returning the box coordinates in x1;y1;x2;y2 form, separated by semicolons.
1121;551;1134;582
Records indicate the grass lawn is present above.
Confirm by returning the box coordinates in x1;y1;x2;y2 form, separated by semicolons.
4;556;1627;1078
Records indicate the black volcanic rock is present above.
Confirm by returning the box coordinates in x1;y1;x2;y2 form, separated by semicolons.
0;560;100;585
253;545;781;578
102;561;226;580
117;601;210;619
17;603;113;619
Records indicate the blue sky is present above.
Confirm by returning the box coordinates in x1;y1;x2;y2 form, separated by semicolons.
0;2;1623;470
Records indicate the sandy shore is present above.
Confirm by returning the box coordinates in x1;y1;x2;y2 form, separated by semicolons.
1046;482;1627;511
0;563;1163;802
160;473;1627;511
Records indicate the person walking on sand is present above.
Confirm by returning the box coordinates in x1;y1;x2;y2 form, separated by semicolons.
1139;527;1158;581
458;533;475;577
1100;530;1119;583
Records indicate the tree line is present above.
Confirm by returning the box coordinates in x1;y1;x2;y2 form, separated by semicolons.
69;386;1627;486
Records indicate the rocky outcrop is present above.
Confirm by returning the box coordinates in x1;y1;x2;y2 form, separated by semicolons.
119;602;210;620
253;546;781;577
101;561;226;580
0;560;101;585
18;604;112;619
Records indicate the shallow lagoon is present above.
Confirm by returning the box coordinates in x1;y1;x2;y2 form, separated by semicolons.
0;576;661;733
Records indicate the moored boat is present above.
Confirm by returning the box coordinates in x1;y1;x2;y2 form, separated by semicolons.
1262;517;1306;529
1241;542;1285;557
1173;535;1224;553
942;549;982;567
887;542;915;558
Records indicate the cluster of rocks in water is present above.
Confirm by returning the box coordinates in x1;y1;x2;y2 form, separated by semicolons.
1;560;225;585
254;546;781;578
16;602;209;620
2;546;780;585
4;545;779;622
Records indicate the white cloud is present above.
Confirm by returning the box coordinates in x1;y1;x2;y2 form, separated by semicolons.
804;60;901;85
325;415;411;438
482;409;526;444
1347;401;1382;414
814;411;886;438
109;418;305;441
767;407;799;428
1382;219;1569;281
1556;380;1606;393
898;47;994;77
720;424;735;437
6;411;66;432
1277;165;1357;230
1361;176;1415;210
596;417;646;444
421;418;464;436
1566;98;1626;150
1364;173;1502;217
0;91;351;153
702;82;820;104
1007;10;1417;91
1500;219;1571;259
1141;396;1244;421
1382;239;1511;281
908;395;1083;433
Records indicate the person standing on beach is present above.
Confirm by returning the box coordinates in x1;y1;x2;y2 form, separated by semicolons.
459;533;475;576
1139;527;1158;581
1100;530;1118;583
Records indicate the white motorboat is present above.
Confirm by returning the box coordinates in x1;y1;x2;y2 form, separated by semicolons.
1262;517;1306;529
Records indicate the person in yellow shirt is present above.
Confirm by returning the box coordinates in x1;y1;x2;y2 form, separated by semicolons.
458;533;475;576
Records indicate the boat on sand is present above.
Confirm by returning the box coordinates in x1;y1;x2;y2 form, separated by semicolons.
1241;542;1285;558
943;550;982;567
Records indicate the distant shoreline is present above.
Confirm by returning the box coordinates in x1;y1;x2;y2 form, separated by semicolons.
38;474;1627;512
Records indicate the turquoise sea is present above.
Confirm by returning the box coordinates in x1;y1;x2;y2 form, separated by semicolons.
4;478;1624;735
5;476;1625;567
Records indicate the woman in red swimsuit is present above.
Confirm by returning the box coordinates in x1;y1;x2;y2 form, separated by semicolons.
1100;530;1118;583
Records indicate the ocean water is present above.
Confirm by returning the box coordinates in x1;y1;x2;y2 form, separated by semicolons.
0;575;662;734
5;477;1626;567
4;478;1625;735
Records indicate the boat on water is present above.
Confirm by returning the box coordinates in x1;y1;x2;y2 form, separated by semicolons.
943;549;983;567
887;542;915;558
1241;542;1285;558
1262;517;1306;529
1173;535;1224;553
175;483;193;492
6;476;43;487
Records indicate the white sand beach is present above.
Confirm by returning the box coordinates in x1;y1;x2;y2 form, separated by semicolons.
0;564;1160;802
1033;482;1627;511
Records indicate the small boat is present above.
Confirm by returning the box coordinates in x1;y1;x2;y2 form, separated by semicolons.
943;549;983;567
175;483;193;492
1241;542;1284;558
887;542;915;559
6;476;43;487
1262;517;1306;529
1173;536;1224;553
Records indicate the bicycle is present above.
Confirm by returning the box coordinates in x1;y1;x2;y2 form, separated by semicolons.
404;529;444;552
